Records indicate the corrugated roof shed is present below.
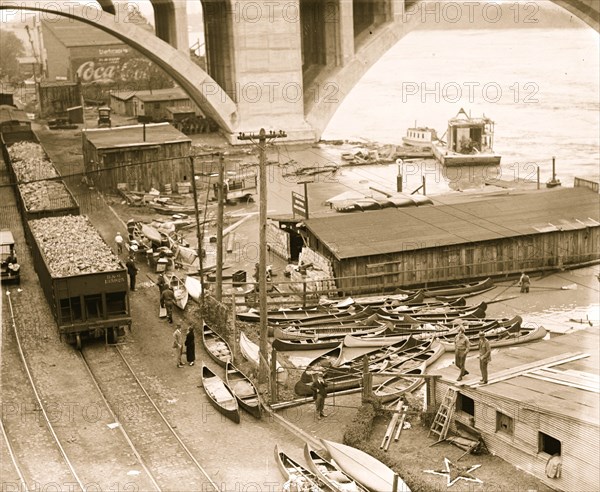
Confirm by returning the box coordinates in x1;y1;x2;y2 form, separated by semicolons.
435;328;599;427
304;188;600;259
83;123;191;148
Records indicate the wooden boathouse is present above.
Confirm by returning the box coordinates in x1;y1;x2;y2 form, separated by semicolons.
431;328;599;492
82;123;191;193
300;187;600;293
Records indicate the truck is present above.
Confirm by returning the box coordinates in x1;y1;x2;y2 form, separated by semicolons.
0;230;21;284
25;216;131;348
213;173;257;203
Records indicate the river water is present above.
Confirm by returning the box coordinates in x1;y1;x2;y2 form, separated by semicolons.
321;27;599;194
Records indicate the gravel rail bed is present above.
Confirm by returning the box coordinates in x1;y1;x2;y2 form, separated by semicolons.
81;344;218;490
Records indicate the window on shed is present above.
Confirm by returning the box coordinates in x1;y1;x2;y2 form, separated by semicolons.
496;411;514;435
539;432;561;456
456;393;475;416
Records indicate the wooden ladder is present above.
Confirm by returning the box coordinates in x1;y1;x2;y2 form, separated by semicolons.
429;386;458;442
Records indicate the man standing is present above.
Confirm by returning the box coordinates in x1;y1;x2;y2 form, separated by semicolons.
311;371;328;419
157;273;166;306
125;255;138;291
478;332;491;384
161;286;175;323
115;232;124;254
173;324;184;368
185;326;196;366
519;272;531;293
454;326;470;381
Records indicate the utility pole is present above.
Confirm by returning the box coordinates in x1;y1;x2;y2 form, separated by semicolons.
215;153;225;301
189;155;205;325
237;129;287;382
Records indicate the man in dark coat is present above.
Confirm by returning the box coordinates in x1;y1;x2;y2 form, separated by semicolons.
185;326;195;366
311;371;328;419
125;256;139;291
157;273;167;306
161;286;175;323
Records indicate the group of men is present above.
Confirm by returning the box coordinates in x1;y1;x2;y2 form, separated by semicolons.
454;325;491;384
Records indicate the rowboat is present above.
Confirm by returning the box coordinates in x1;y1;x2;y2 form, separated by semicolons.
164;272;189;310
373;362;426;402
239;331;287;383
184;275;202;302
422;277;494;297
200;323;232;367
225;360;261;419
274;445;329;491
439;323;547;352
321;439;411;492
201;363;240;424
303;443;369;492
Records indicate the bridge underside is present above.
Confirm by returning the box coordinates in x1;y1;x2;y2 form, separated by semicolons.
2;0;598;143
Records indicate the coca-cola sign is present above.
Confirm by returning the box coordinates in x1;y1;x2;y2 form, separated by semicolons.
75;57;156;85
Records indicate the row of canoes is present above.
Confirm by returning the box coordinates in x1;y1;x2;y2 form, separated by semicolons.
275;440;411;492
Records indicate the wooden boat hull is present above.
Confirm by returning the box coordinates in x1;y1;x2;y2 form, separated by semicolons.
240;331;286;383
304;443;369;492
274;445;327;490
321;439;411;492
225;361;261;419
432;142;501;167
201;364;240;424
423;277;494;297
200;324;232;368
274;324;384;342
373;363;426;402
184;275;202;302
165;273;188;310
440;324;546;352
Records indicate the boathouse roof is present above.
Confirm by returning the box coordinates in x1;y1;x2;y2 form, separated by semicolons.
83;123;191;149
303;188;600;260
435;327;599;427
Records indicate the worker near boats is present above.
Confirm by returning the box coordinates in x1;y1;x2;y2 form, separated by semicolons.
125;255;138;291
454;325;470;381
478;331;491;385
161;286;175;323
519;272;531;293
157;273;167;306
115;232;124;255
310;371;328;419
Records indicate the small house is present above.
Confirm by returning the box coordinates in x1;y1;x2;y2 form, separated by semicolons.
82;123;192;193
130;88;197;122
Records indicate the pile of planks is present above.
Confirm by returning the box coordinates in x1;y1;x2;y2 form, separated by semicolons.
380;400;409;452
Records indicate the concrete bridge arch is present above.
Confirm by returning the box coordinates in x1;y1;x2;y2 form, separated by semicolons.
0;0;237;133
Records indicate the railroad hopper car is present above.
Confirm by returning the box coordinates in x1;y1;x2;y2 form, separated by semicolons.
25;215;131;348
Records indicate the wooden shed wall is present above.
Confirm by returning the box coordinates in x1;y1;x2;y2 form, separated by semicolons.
82;139;191;192
38;84;81;118
309;227;600;292
435;382;600;492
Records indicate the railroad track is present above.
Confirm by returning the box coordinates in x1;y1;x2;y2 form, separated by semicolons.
2;290;85;491
80;344;219;491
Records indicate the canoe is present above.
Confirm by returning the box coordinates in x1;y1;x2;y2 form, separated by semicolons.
439;323;547;352
140;223;163;245
274;445;329;491
201;363;240;424
147;201;197;215
164;272;189;310
225;360;261;419
373;362;426;402
303;443;369;492
201;323;232;367
333;290;425;308
423;277;494;297
274;324;385;342
377;301;488;323
272;337;343;352
321;439;411;492
239;331;287;383
239;306;372;324
184;275;202;302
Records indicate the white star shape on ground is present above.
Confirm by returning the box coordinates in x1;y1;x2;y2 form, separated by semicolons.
424;457;483;487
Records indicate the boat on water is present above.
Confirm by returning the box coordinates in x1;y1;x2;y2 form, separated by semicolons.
239;331;287;383
274;445;329;491
164;272;189;309
304;443;369;492
402;124;438;149
225;360;261;419
431;109;501;167
321;439;411;492
200;323;232;367
201;363;240;424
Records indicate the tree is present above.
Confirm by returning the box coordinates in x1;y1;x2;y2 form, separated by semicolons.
0;30;25;82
